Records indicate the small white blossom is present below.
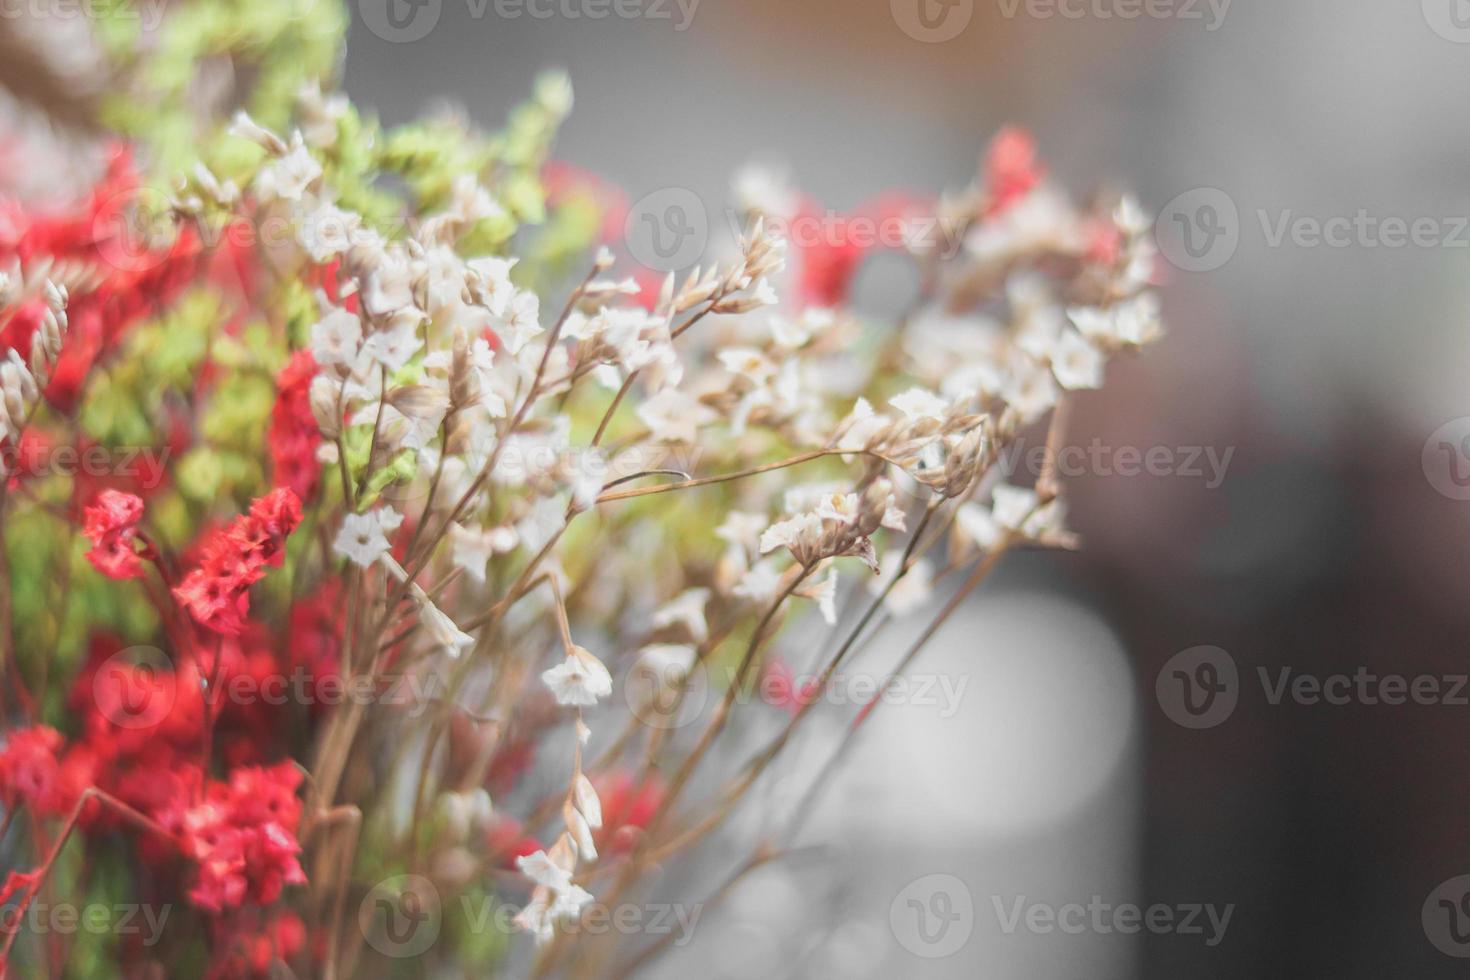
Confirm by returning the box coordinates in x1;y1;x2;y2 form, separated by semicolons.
255;137;320;202
889;387;948;422
310;307;363;368
651;588;710;642
362;313;424;372
495;290;543;355
333;508;402;568
1050;329;1105;390
636;389;717;444
814;492;861;526
541;646;613;706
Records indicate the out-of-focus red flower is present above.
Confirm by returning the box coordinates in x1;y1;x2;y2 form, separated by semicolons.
160;761;306;914
287;578;343;718
206;910;309;979
0;725;63;813
984;127;1045;217
82;488;146;580
268;350;322;502
173;489;302;635
760;656;822;717
593;771;665;853
484;815;543;870
0;145;203;412
543;160;630;245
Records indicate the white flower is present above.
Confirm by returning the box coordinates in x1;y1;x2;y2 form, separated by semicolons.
1114;293;1163;346
467;256;518;316
835;397;889;452
449;523;511;582
636;389;717;444
333;508;402;568
1001;355;1060;422
988;485;1076;547
1050;329;1105;390
759;512;821;556
815;492;861;526
541;646;613;706
635;644;697;687
733;560;783;602
1069;294;1163;348
651;588;710;642
749;277;779;307
715;511;768;556
991;484;1039;530
361;249;416;318
717;347;776;384
890;387;948;422
733;162;797;219
798;567;839;624
518;850;573;892
255;137;320;202
516;495;566;554
362;313;424;372
513;895;557;946
771;308;833;349
310;307;362;368
495;289;543;355
955;501;1004;551
867;552;933;616
417;594;476;657
297;201;360;262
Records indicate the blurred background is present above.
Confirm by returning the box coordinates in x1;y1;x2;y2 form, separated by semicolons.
337;1;1470;976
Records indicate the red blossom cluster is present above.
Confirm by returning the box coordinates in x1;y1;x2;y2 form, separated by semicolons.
158;762;306;914
267;349;322;502
81;488;147;579
0;145;202;412
172;488;302;635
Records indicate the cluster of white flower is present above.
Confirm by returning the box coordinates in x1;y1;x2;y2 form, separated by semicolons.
205;91;1162;952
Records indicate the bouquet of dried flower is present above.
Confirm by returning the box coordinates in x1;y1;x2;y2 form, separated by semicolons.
0;3;1162;976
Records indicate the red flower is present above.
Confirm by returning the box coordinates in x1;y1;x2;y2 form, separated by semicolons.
82;489;146;580
206;910;309;979
484;815;543;870
238;487;304;569
174;489;302;635
161;761;306;915
267;350;322;502
0;726;63;813
593;771;665;853
985;127;1045;216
